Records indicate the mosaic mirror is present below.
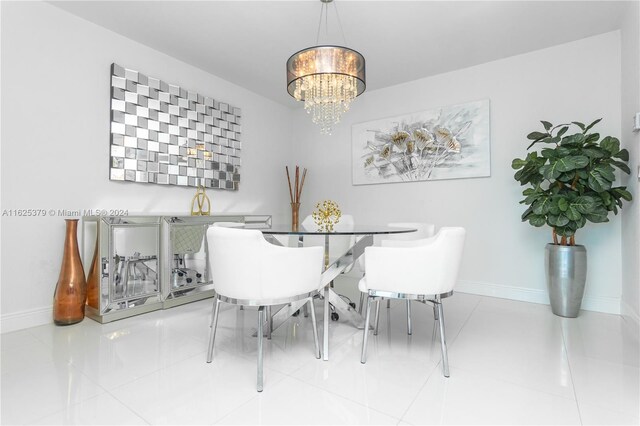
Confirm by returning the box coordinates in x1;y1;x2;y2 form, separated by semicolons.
109;63;242;190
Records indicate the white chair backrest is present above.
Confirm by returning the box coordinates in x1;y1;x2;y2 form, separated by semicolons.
358;222;435;271
301;214;355;261
386;222;436;241
207;227;323;301
366;227;466;295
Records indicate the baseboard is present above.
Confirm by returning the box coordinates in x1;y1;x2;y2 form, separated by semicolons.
1;306;52;334
457;280;621;315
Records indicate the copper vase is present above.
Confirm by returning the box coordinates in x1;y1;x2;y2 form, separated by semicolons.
53;219;87;325
86;234;100;309
291;202;300;231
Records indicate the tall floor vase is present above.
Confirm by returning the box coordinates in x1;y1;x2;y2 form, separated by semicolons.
86;234;100;309
53;219;87;325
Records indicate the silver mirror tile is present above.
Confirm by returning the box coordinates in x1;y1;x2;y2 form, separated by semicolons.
110;63;241;190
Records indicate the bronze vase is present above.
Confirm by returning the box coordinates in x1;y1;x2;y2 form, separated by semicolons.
86;234;100;309
53;219;87;325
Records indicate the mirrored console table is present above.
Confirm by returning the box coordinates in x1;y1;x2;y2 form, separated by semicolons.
82;214;271;323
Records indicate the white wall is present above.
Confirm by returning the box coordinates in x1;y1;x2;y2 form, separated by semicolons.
0;2;293;331
620;1;640;327
292;32;624;314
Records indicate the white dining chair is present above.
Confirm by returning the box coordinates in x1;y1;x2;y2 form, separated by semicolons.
357;222;436;335
205;226;324;391
359;227;466;377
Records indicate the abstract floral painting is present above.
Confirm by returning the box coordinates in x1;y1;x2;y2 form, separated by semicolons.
352;100;490;185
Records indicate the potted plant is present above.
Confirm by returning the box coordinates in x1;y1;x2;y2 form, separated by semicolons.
512;119;632;317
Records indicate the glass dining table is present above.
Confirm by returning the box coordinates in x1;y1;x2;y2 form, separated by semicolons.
261;224;416;361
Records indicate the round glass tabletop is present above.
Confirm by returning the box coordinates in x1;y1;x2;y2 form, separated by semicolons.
261;224;417;236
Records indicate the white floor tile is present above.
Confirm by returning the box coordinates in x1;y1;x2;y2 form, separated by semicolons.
448;297;575;398
216;376;400;425
570;355;640;417
401;367;581;425
1;335;60;374
579;402;640;425
33;393;148;425
110;351;286;425
291;333;439;419
561;310;640;368
1;363;104;425
30;317;208;390
1;329;41;348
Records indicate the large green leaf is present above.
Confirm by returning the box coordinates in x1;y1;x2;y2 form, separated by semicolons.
527;131;548;141
584;212;609;223
521;206;534;221
573;196;597;214
587;170;612;192
548;214;569;227
610;160;631;175
584;118;602;132
561;134;585;146
600;136;620;155
558;171;575;183
557;126;569;138
584;133;600;144
557;197;569;212
565;205;582;221
540;162;562;180
529;215;546;227
600;191;613;207
511;158;526;169
559;155;589;172
595;164;616;182
571;121;586;131
533;197;552;215
540;121;553;131
614;149;630;161
612;188;633;202
582;147;607;159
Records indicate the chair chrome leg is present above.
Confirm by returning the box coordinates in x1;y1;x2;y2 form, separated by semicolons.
266;306;272;340
374;298;381;335
257;306;264;392
407;300;412;335
303;303;309;318
207;299;220;363
437;302;450;378
386;298;391;309
309;298;320;359
323;286;330;361
433;302;439;321
361;296;372;363
358;292;365;315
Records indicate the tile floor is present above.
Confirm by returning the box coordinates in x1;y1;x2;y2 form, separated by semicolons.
1;292;638;425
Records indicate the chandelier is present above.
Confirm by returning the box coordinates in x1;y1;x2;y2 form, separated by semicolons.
286;0;366;135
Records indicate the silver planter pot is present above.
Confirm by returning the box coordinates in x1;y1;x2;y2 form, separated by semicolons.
544;243;587;318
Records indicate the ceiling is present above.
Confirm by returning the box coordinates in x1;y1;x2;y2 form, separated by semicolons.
51;1;627;107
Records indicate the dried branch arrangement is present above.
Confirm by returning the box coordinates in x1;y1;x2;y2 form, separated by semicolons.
286;165;307;204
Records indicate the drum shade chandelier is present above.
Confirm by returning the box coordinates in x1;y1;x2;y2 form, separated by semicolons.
286;0;366;135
